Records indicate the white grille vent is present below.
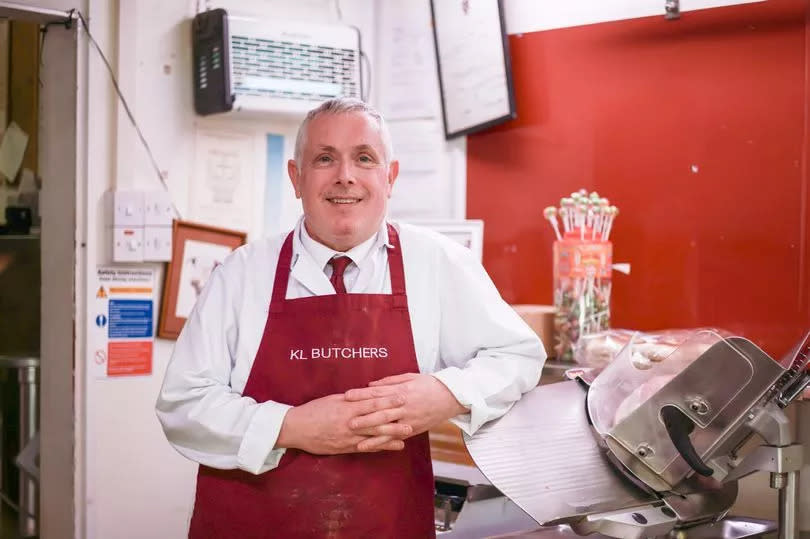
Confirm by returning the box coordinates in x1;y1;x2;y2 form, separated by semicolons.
227;16;361;115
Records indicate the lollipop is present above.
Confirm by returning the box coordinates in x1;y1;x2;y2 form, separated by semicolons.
559;206;571;234
543;206;562;241
591;205;603;240
576;203;588;240
560;198;574;231
603;206;619;241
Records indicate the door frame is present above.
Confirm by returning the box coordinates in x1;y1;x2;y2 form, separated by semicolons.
0;3;82;537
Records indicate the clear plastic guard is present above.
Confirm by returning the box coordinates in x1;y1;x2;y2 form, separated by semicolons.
587;330;731;437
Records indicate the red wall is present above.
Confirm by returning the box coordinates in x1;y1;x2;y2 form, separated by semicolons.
467;0;810;358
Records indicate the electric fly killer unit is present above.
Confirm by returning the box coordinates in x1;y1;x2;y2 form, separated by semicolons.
192;9;362;117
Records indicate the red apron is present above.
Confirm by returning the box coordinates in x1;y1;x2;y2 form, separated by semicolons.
189;225;436;539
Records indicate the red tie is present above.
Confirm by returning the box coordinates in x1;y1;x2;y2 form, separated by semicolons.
329;256;351;294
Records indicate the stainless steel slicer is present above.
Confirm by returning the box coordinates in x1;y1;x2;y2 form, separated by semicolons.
465;330;810;539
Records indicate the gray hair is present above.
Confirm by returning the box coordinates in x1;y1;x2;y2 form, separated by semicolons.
293;97;394;165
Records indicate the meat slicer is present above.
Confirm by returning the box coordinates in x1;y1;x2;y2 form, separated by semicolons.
464;330;810;539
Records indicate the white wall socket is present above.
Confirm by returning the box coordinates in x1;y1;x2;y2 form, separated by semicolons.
113;227;144;262
143;226;172;261
144;191;174;227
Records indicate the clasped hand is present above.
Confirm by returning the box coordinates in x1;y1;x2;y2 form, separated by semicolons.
345;373;468;452
277;374;467;455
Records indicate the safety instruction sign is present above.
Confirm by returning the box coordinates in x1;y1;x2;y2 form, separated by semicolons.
91;267;156;378
109;299;153;338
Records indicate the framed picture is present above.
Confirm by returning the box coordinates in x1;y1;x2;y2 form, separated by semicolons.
158;220;246;339
405;219;484;261
429;0;516;139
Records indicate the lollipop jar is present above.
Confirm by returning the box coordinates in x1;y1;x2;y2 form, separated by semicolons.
553;238;612;361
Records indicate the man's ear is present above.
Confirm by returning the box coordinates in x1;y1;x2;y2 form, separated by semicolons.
386;160;399;198
288;159;302;199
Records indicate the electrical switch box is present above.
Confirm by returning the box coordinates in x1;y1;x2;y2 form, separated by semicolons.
109;190;175;263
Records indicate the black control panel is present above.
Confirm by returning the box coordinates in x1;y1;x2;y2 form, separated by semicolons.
192;8;233;115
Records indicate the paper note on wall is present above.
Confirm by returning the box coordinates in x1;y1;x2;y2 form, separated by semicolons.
387;119;452;219
378;0;440;120
0;122;29;182
190;130;254;234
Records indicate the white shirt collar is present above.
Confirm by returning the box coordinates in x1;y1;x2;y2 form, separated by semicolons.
296;217;392;271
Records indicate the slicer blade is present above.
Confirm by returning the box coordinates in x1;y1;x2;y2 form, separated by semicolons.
464;381;655;526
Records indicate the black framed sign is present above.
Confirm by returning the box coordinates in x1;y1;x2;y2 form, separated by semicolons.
429;0;517;139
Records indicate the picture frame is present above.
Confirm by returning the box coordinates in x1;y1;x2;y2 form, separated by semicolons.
158;220;247;339
429;0;516;139
405;219;484;262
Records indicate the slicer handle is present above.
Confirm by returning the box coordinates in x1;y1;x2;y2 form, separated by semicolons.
660;406;714;477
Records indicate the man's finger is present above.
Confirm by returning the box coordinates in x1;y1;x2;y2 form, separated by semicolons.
349;407;406;430
368;373;418;387
329;435;367;454
350;394;405;415
354;422;413;438
370;439;406;452
345;385;400;401
357;435;395;452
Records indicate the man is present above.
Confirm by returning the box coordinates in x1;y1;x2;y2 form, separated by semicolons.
156;98;545;538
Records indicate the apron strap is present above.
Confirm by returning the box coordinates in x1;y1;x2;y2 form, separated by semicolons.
269;231;294;313
386;224;410;311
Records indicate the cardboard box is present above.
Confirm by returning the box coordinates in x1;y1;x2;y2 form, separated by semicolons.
511;304;556;359
429;421;474;466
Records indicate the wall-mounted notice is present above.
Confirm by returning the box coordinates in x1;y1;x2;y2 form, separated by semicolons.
378;0;440;120
190;130;255;234
430;0;516;138
91;267;156;378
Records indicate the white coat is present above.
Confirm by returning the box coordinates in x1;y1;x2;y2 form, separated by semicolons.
156;220;546;474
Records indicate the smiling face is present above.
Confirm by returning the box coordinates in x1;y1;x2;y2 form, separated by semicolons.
288;111;399;252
